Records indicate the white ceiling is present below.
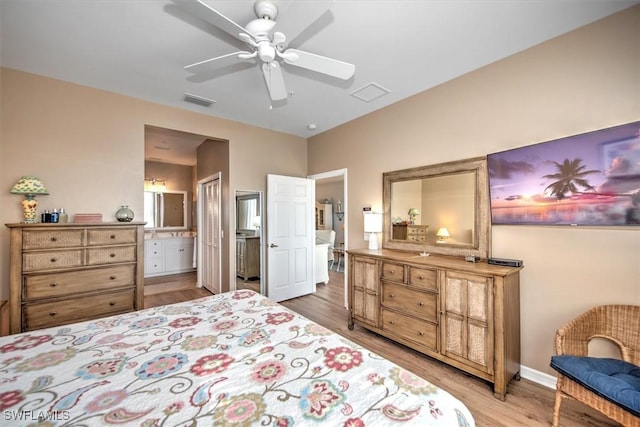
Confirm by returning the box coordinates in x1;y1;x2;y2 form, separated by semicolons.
2;0;637;151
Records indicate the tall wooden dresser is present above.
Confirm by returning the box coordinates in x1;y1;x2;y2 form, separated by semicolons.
348;248;522;400
5;222;145;334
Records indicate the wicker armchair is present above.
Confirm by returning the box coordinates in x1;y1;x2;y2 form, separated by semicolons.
551;305;640;426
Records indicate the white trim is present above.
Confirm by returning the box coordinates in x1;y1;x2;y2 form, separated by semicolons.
308;168;348;308
520;365;557;390
196;173;222;293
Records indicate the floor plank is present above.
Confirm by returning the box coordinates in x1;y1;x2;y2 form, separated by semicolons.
144;271;617;427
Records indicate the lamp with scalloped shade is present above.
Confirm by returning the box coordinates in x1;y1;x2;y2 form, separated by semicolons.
10;176;49;223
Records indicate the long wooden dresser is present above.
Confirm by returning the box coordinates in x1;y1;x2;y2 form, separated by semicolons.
5;222;145;334
348;248;522;400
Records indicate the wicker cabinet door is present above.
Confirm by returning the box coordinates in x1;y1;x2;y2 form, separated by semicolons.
350;256;379;327
441;270;494;375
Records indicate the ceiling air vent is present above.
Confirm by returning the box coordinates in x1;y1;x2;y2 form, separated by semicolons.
184;92;215;107
350;82;390;103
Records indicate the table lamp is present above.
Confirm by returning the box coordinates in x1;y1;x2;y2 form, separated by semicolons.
436;227;450;243
11;176;49;223
364;212;383;250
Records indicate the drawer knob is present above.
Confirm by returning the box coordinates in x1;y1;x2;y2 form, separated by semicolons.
389;270;395;274
110;234;116;239
50;237;57;242
419;302;424;306
49;311;56;317
49;283;57;287
389;320;395;325
110;253;116;258
109;275;116;280
109;302;116;306
389;293;395;298
419;331;424;336
418;275;424;280
50;258;57;263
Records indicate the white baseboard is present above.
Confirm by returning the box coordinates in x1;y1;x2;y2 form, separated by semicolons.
520;365;557;390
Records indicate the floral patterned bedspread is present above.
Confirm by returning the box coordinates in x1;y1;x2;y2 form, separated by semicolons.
0;290;474;426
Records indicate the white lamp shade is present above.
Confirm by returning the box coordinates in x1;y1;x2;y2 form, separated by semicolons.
363;212;383;233
436;227;450;237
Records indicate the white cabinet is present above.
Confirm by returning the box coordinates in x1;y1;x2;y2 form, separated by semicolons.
144;237;195;277
315;202;333;230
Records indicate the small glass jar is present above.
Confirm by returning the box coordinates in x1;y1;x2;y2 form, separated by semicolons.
116;205;134;222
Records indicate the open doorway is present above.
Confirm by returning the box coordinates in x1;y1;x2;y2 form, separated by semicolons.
308;169;348;308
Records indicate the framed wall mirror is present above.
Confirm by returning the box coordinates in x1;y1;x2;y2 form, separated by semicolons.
382;157;491;258
144;190;188;230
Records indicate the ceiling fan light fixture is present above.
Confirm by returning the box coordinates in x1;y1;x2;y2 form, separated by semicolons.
258;43;276;62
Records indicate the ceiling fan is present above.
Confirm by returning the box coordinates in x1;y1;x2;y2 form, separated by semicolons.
176;0;356;101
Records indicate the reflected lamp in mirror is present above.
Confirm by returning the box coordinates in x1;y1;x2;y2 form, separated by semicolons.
436;227;450;243
251;216;261;235
11;176;49;223
364;212;383;250
408;208;420;224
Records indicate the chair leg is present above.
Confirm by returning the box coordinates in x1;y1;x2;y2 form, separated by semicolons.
552;389;563;427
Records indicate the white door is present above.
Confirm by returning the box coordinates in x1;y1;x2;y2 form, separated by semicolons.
198;174;221;294
267;174;315;302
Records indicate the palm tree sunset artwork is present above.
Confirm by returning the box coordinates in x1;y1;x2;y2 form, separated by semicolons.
487;121;640;226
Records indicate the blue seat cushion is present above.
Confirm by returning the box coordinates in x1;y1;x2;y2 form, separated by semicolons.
550;355;640;417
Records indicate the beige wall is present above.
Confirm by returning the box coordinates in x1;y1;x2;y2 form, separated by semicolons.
308;6;640;375
0;68;307;299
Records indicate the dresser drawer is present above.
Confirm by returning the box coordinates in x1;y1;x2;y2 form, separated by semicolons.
382;262;404;283
22;229;84;250
382;282;438;321
382;309;437;351
408;267;437;291
87;228;136;246
87;246;136;265
23;289;135;331
24;265;135;300
23;250;83;272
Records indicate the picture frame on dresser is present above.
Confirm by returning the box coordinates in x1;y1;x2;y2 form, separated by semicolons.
5;222;145;334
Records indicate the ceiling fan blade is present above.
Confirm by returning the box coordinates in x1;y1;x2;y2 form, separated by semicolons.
272;1;331;48
174;0;253;40
185;51;251;73
262;62;287;101
282;49;355;80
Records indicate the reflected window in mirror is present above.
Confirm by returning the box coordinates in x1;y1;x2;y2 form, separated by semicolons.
144;190;188;230
383;157;490;259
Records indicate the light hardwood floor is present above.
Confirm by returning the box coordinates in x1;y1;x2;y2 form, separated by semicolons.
144;271;616;427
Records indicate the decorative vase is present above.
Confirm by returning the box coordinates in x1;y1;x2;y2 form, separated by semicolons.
116;205;134;222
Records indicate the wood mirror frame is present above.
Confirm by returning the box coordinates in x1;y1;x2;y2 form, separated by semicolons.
382;156;491;259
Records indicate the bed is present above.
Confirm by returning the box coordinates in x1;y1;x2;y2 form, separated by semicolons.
0;290;474;426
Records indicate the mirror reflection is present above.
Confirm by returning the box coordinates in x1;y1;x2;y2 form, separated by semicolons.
383;157;490;258
144;190;188;229
390;172;476;245
235;191;263;295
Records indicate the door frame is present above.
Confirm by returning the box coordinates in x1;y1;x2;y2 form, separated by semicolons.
233;190;265;294
196;173;222;293
307;168;348;308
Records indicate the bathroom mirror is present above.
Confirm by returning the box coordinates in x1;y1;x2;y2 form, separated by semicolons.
382;157;491;258
144;190;188;230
